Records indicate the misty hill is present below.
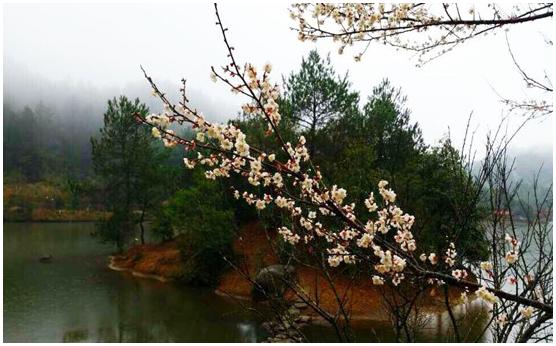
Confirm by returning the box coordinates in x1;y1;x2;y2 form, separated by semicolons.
3;64;239;180
4;63;236;124
508;147;553;202
3;64;553;192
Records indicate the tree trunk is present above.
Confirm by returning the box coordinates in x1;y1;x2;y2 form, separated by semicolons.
139;207;146;245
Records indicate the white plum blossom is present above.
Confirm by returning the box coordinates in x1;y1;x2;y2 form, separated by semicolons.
278;226;300;245
183;158;195;169
272;172;283;188
205;171;216;180
392;273;405;286
505;251;519;264
445;242;457;267
519;306;534;319
327;244;353;267
300;217;313;231
255;200;266;210
504;234;520;265
328;256;342;267
196;132;205;142
451;269;468;280
480;261;493;271
364;221;375;234
331;185;347;204
162;131;178;148
220;139;233;150
356;233;374;248
151;127;161;138
372;275;384;285
339;228;357;241
380;188;396;204
263;63;272;74
234;133;250;157
364;192;378;212
275;196;289;209
476;286;498;305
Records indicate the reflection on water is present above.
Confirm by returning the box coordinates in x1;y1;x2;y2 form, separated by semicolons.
301;300;489;342
238;322;258;343
4;222;489;342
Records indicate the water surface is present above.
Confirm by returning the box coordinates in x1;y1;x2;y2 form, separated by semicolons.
3;223;262;342
4;222;489;342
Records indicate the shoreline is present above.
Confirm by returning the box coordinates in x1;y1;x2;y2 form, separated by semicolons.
108;256;171;282
105;222;477;325
106;259;390;323
107;250;472;325
3;208;109;223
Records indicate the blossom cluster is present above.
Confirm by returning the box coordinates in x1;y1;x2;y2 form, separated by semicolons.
141;62;436;288
146;112;177;148
289;4;545;65
504;234;520;265
239;63;282;132
476;286;498;305
445;242;457;267
139;39;469;290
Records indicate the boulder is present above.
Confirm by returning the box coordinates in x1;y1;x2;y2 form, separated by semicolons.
252;265;295;301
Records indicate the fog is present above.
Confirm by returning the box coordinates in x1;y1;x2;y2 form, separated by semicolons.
3;3;553;154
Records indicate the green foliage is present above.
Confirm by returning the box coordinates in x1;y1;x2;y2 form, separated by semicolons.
150;208;175;241
413;142;488;260
94;208;132;250
278;62;488;262
65;176;86;210
362;79;425;172
91;96;168;251
282;50;360;158
155;171;237;285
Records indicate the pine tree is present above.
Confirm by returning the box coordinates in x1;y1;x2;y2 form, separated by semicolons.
282;50;359;157
91;96;164;250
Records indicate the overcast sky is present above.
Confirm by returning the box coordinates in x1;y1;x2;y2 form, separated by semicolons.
3;2;553;154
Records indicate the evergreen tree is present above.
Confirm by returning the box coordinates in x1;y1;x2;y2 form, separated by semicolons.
91;96;165;250
362;79;425;174
282;50;359;158
323;79;487;261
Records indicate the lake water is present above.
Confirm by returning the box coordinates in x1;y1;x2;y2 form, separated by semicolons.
3;223;265;342
3;222;489;342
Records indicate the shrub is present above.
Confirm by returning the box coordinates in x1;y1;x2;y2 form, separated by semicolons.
156;172;237;285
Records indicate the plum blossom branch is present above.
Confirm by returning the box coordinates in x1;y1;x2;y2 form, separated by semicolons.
290;3;552;65
137;3;553;316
